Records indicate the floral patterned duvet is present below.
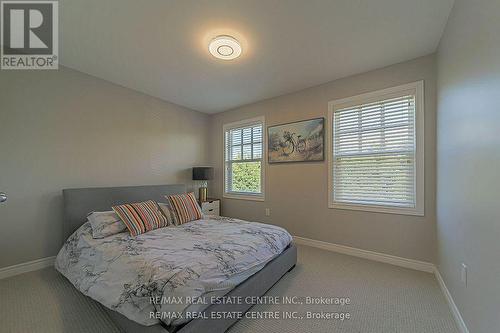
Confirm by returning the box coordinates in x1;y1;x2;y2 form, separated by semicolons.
55;216;292;326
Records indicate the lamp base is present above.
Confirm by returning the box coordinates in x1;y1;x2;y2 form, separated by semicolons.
199;187;208;202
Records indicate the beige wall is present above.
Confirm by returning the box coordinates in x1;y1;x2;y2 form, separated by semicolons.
210;55;437;263
0;67;210;268
436;0;500;332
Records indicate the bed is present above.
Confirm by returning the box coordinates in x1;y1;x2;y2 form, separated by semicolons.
56;184;297;333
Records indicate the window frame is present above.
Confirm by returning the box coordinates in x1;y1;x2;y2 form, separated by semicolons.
327;81;424;216
222;116;266;201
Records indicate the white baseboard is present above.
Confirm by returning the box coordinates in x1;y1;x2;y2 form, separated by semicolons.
293;235;469;332
434;268;470;333
293;236;435;273
0;256;55;280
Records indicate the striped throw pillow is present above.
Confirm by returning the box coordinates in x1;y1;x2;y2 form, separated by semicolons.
112;200;168;236
166;192;202;225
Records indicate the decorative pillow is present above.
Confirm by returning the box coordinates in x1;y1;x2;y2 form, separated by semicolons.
166;192;202;225
87;211;127;239
158;202;178;226
112;200;168;236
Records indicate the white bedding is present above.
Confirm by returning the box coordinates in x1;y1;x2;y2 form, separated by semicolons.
55;216;292;326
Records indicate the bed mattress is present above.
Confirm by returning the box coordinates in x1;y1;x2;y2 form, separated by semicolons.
55;216;292;327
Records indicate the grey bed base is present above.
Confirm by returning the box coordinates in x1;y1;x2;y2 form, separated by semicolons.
62;184;297;333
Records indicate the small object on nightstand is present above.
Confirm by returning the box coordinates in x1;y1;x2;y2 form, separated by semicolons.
199;198;220;217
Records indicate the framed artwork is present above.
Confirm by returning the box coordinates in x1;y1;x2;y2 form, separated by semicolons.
268;117;325;163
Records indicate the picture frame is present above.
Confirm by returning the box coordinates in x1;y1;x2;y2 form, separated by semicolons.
267;117;325;163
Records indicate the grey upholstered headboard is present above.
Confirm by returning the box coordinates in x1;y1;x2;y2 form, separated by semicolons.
62;184;186;241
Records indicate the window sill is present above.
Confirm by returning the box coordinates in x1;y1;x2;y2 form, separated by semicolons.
223;193;265;202
329;202;424;216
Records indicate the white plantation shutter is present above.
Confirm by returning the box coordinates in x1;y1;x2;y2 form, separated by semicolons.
224;118;264;198
330;83;424;214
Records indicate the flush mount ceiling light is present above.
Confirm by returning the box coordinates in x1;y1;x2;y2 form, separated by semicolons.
208;35;242;60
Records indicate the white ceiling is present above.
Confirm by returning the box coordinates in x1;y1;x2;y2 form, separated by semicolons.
60;0;454;113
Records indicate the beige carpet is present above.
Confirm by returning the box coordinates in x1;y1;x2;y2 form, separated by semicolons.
0;245;458;333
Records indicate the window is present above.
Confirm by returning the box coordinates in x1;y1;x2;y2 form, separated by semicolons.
328;81;424;215
223;117;265;200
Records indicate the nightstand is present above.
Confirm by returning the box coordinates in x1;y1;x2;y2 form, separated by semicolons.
199;198;220;217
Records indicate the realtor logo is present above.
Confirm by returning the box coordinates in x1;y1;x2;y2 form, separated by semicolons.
1;1;58;69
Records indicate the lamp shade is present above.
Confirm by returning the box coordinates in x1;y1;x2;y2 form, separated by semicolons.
192;167;214;181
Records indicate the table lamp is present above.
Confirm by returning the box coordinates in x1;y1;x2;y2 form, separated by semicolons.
192;167;214;202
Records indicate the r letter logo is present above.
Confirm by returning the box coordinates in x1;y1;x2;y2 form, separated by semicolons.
1;1;58;69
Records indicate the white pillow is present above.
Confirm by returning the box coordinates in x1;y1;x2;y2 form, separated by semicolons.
88;211;127;238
